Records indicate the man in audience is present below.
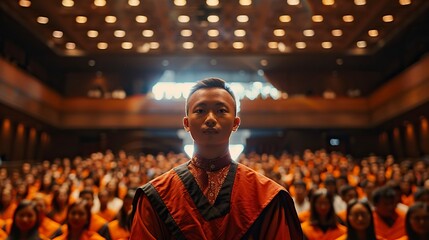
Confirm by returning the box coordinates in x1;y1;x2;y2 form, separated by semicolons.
292;180;310;215
32;194;62;239
79;189;111;240
130;77;303;239
372;185;406;240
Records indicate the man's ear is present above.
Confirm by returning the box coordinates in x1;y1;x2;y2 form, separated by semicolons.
232;117;240;132
183;117;190;132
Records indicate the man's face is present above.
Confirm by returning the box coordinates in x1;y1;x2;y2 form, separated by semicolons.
375;197;397;218
184;88;240;147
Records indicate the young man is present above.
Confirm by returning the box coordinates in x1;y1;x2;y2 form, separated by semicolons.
130;78;303;239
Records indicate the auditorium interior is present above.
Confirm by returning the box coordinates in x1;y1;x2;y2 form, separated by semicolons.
1;0;429;161
1;0;429;239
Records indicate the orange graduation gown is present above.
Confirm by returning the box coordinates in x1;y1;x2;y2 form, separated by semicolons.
301;221;346;240
130;161;303;240
373;210;406;240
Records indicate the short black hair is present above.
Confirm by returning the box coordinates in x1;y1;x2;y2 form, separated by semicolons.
372;186;396;205
185;77;237;115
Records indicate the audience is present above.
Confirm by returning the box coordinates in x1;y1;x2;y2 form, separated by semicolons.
0;148;427;239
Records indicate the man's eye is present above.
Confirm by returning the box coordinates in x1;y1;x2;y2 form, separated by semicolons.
195;109;204;114
218;109;227;113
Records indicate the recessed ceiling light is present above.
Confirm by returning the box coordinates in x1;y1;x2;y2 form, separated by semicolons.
19;0;31;7
354;0;366;5
260;59;268;66
87;30;98;38
62;0;74;7
207;29;219;37
94;0;106;7
295;42;306;49
88;60;95;66
182;42;194;49
53;31;63;38
114;30;126;38
105;16;117;23
356;41;367;48
128;0;140;6
273;29;285;37
382;15;394;22
65;42;76;50
322;0;334;6
136;15;148;23
368;29;379;37
97;42;108;49
76;16;87;23
150;42;160;49
321;41;332;49
178;15;190;23
37;16;49;24
234;29;246;37
174;0;186;6
142;30;154;37
208;42;218;49
399;0;411;5
237;15;249;23
239;0;252;6
268;42;278;49
303;29;315;37
287;0;299;5
121;42;133;49
207;15;219;23
312;15;323;22
233;42;244;49
343;15;354;22
279;15;292;22
206;0;219;7
331;29;343;36
181;29;192;37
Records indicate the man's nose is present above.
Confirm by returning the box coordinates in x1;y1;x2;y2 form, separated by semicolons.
205;112;216;127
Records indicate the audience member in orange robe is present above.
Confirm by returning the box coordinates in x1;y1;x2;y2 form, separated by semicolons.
372;186;406;240
47;187;70;224
130;78;303;239
292;180;310;215
52;200;104;240
0;188;17;221
337;185;358;223
396;202;429;240
32;194;62;238
96;189;117;222
6;200;47;240
335;199;385;240
79;189;111;239
301;189;346;240
108;190;134;240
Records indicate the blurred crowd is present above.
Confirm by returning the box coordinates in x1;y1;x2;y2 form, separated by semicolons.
0;149;428;239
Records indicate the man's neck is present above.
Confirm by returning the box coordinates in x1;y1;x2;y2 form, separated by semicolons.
193;144;229;159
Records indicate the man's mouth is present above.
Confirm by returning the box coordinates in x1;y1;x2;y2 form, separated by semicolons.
203;128;218;134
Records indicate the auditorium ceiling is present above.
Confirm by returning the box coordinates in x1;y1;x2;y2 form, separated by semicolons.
1;0;429;96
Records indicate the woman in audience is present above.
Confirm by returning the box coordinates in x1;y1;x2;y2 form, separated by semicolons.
53;200;104;240
301;189;346;240
7;200;45;240
397;202;429;240
108;190;134;240
0;187;17;220
336;200;383;240
47;187;71;224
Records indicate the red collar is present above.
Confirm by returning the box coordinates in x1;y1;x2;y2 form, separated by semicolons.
191;152;232;172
